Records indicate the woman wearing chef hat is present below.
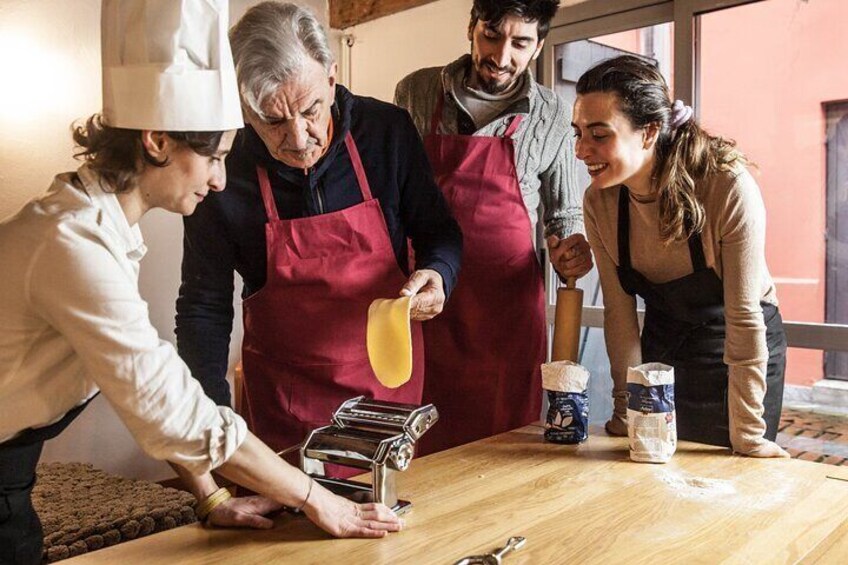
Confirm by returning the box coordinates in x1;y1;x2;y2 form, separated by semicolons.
0;2;401;562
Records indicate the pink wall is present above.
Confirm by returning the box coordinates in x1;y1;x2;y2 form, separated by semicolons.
594;29;642;55
594;1;847;386
700;0;848;385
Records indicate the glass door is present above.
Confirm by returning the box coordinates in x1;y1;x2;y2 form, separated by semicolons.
539;4;674;425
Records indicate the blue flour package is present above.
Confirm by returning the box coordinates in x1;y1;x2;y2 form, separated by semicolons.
545;391;589;444
541;361;590;445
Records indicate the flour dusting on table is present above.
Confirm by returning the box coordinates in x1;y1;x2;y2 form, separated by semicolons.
654;467;800;512
657;469;736;498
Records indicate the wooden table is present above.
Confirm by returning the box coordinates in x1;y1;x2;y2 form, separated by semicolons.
67;425;848;564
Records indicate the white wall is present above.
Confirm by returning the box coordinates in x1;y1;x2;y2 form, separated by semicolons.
345;0;470;102
0;0;331;481
342;0;608;102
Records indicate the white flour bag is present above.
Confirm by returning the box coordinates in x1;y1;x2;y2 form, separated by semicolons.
627;363;676;463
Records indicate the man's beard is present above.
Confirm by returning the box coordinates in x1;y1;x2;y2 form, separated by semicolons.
476;61;520;94
480;77;513;94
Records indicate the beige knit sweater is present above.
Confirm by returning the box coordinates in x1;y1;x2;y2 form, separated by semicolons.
584;166;779;453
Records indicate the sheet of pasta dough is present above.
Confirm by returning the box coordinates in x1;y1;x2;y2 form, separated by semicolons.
366;296;413;388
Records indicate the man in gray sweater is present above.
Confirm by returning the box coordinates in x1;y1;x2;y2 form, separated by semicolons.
394;0;591;453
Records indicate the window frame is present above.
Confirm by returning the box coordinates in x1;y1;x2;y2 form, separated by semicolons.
539;0;848;355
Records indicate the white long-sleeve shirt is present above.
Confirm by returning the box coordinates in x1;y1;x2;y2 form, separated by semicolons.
0;165;246;474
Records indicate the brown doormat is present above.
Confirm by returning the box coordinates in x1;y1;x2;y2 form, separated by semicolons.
32;462;197;563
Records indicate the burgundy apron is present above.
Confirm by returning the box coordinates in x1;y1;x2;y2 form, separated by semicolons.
419;96;546;454
241;132;424;467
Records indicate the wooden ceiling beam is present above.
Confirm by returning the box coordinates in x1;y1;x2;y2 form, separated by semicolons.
330;0;441;29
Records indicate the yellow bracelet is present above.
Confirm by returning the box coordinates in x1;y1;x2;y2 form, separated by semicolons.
195;487;232;523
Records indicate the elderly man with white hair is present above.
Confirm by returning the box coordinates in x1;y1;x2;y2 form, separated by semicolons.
173;2;462;526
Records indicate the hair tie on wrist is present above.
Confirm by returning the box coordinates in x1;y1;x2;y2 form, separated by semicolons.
295;477;315;513
670;99;694;130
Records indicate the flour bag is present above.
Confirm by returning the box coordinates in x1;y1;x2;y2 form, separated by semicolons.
541;360;590;444
627;362;676;463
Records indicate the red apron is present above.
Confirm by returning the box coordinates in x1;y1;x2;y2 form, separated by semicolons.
241;133;425;466
419;97;546;454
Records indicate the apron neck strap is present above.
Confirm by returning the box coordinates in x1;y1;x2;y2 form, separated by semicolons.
343;132;374;201
685;220;708;271
256;166;279;222
503;114;523;138
430;92;524;138
617;186;632;269
255;131;374;222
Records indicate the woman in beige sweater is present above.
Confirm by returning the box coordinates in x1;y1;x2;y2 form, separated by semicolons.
572;55;787;457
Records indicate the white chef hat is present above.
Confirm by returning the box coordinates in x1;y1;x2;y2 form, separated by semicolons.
100;0;243;131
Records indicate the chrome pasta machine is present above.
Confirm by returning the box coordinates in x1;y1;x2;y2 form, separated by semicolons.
300;396;439;514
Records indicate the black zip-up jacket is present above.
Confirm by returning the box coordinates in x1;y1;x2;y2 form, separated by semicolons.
175;85;463;406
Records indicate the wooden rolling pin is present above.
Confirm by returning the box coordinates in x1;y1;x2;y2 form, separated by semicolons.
551;277;583;362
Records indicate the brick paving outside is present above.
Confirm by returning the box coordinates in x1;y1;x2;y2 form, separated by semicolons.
777;408;848;466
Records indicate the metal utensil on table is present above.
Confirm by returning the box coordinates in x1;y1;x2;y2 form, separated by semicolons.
454;536;526;565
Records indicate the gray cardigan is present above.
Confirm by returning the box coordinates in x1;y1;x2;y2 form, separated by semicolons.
394;54;583;238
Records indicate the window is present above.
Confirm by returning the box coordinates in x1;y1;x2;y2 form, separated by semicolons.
540;0;848;418
547;22;674;423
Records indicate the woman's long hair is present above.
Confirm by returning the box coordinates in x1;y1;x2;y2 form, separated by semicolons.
72;114;224;193
576;55;747;242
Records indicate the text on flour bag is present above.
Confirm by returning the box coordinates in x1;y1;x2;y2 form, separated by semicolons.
627;363;676;463
541;360;590;444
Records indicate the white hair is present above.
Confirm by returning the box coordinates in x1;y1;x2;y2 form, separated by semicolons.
229;2;335;118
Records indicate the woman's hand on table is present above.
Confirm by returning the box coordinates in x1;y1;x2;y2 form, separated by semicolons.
206;495;283;529
727;380;788;458
604;415;628;437
214;432;401;538
733;438;790;458
303;482;404;538
604;391;629;436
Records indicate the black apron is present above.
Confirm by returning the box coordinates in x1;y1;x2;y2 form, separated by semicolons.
0;399;93;565
615;186;785;447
